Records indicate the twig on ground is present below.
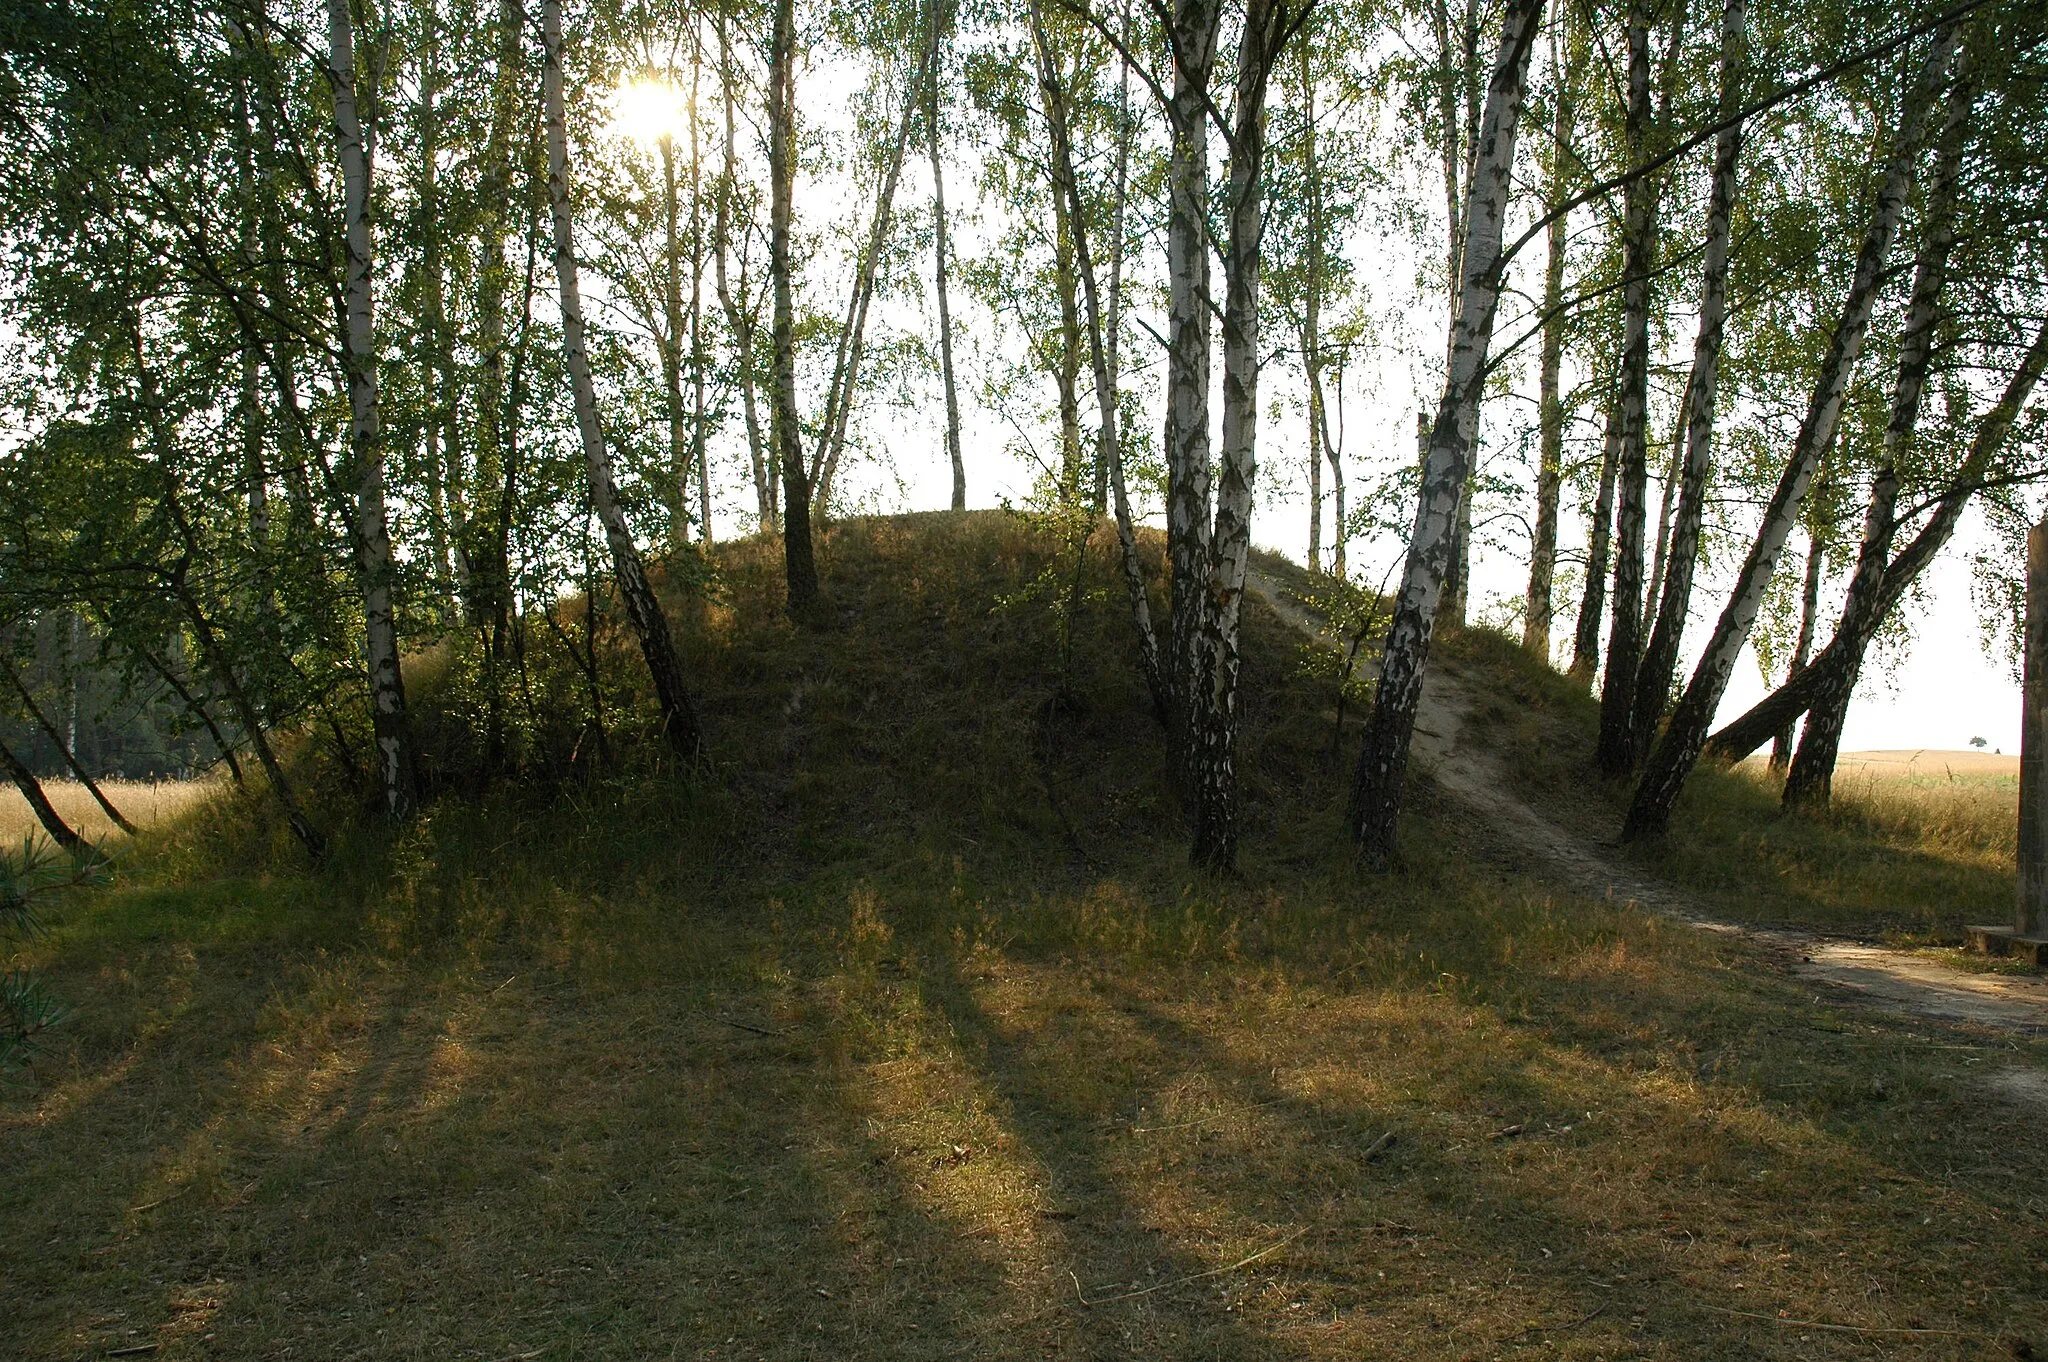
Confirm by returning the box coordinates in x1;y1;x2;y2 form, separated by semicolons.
1363;1130;1397;1161
707;1014;788;1037
1069;1227;1310;1306
126;1187;190;1214
1700;1304;1967;1337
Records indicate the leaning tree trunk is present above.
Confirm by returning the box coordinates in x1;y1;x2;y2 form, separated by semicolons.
1188;0;1284;873
1349;0;1545;866
1595;10;1656;775
1769;535;1824;768
1708;324;2048;763
1783;61;1971;808
1628;0;1746;756
767;0;819;613
1030;0;1168;724
0;734;84;854
812;25;936;515
1623;26;1959;841
543;0;702;760
0;655;136;834
326;0;414;819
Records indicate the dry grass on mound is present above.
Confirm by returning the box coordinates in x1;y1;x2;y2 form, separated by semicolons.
5;514;2048;1361
1441;625;2020;940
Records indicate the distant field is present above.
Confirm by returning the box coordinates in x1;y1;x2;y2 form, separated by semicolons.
1835;748;2018;780
1743;749;2018;780
0;777;218;847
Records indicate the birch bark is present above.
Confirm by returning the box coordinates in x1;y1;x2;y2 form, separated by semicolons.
1623;26;1960;840
1189;0;1283;872
1769;535;1824;768
1523;23;1574;658
326;0;414;820
1594;10;1655;774
1782;63;1972;807
543;0;702;759
1349;0;1545;864
1629;0;1746;754
1164;0;1220;728
1707;322;2048;762
769;0;820;612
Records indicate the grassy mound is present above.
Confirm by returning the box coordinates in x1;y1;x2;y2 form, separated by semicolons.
5;511;2045;1361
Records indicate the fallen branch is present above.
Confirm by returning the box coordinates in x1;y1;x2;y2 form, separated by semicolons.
709;1015;789;1038
1069;1227;1310;1306
1700;1304;1966;1337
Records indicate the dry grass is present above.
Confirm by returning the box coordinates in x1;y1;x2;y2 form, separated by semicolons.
0;776;225;847
1446;625;2020;940
6;513;2047;1361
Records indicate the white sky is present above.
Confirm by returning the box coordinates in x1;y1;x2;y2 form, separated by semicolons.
608;28;2032;758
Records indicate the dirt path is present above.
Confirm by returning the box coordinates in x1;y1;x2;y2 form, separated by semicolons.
1247;569;2048;1036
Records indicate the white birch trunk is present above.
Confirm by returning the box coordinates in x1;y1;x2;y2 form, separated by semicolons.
543;0;701;758
326;0;413;820
1595;10;1656;774
1188;0;1282;871
1164;0;1220;729
1629;0;1746;753
1349;0;1545;864
1783;60;1972;806
1624;25;1960;840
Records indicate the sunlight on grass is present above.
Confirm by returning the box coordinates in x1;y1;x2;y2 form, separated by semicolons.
7;516;2048;1360
0;775;224;846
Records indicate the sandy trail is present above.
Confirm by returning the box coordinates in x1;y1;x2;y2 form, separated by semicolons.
1247;569;2048;1036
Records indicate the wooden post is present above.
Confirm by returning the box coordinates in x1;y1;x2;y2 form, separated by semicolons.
1973;515;2048;965
2021;516;2048;935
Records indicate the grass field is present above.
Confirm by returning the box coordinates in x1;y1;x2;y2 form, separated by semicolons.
0;776;225;847
5;514;2045;1361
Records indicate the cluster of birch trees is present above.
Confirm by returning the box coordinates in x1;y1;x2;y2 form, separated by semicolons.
0;0;2043;870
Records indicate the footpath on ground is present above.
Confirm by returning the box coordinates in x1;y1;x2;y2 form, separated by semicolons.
1246;569;2048;1036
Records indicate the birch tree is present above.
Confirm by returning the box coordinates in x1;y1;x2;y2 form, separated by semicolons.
1623;25;1961;840
543;0;703;759
1626;0;1746;755
1349;0;1545;865
327;0;416;819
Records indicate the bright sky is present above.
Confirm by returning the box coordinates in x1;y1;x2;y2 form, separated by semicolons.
619;46;2027;759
